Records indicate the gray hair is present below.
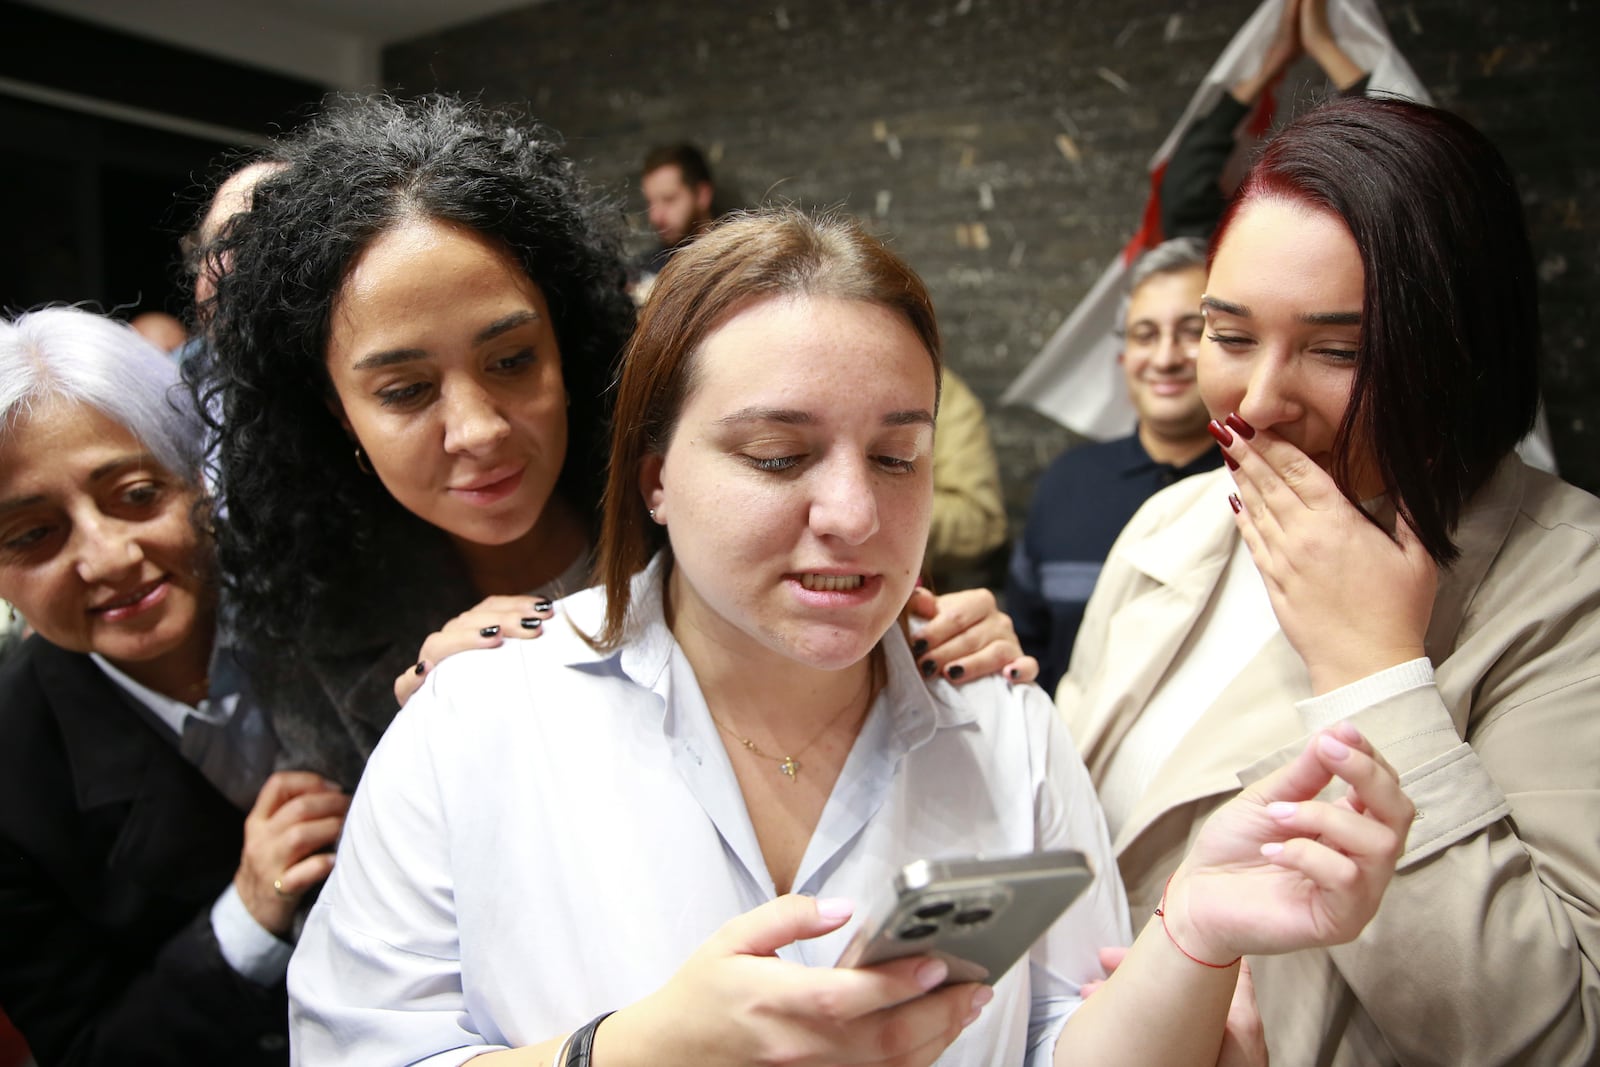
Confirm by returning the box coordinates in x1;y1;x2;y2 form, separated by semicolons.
0;307;206;485
1117;236;1208;334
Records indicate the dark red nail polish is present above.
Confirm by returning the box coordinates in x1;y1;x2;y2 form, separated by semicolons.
1206;419;1234;447
413;661;427;676
911;637;929;657
1225;413;1256;439
1229;493;1243;514
920;658;938;677
479;625;500;638
1223;452;1239;471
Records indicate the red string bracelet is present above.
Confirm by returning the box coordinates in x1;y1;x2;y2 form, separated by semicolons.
1154;874;1241;969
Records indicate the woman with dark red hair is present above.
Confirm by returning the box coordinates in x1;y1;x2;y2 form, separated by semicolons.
1059;95;1600;1065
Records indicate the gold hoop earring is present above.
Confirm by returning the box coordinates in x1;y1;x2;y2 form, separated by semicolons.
354;446;374;475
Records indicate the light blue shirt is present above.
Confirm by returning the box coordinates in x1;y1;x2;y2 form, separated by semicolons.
92;649;291;985
289;557;1129;1065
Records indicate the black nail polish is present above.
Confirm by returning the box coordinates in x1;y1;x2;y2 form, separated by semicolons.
520;617;542;630
413;661;427;676
533;600;553;613
1006;667;1020;682
947;664;965;681
920;658;937;677
479;625;501;638
911;637;929;657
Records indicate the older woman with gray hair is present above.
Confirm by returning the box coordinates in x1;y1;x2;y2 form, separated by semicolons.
0;306;348;1066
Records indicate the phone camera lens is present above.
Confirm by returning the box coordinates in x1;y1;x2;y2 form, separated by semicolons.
953;907;994;926
914;901;955;920
896;922;940;940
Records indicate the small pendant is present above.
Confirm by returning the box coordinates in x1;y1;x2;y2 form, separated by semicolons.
779;756;801;780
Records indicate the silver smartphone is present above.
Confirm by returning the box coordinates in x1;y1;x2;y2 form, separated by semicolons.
835;850;1094;986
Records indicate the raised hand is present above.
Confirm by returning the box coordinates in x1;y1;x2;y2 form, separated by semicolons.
235;771;349;936
594;895;989;1067
1299;0;1366;90
906;586;1038;686
395;594;556;705
1162;721;1412;967
1215;416;1437;695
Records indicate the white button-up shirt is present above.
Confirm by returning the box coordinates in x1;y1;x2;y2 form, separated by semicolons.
289;559;1128;1065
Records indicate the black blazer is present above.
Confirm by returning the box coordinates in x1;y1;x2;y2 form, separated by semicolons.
0;637;288;1066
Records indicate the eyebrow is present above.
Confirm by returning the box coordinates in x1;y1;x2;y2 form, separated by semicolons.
1201;296;1360;327
716;407;935;429
0;454;156;515
350;311;542;371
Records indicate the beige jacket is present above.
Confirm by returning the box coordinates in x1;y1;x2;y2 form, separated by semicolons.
1057;457;1600;1066
926;369;1007;583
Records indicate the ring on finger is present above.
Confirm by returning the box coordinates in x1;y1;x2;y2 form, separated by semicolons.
273;877;291;899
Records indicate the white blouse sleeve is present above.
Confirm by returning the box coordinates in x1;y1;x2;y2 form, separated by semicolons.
1022;684;1133;1064
288;679;501;1067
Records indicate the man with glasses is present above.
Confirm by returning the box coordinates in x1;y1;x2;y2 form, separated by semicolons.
1007;238;1220;694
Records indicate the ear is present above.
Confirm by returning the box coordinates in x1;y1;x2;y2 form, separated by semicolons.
1116;350;1127;366
638;451;666;522
694;182;714;215
325;394;355;438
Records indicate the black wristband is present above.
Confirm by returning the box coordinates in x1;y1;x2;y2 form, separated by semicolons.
563;1010;615;1067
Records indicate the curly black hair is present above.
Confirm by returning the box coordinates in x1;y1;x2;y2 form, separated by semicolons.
190;93;635;644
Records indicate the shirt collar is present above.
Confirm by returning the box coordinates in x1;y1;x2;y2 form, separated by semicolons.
557;552;973;740
90;645;240;737
1117;429;1224;480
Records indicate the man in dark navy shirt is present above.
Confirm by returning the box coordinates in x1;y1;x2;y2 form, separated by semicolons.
1007;239;1222;695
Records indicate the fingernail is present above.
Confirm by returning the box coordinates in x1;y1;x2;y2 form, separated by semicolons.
916;958;949;989
971;986;995;1010
1006;667;1020;682
1334;720;1363;745
920;658;938;677
1225;412;1256;439
1260;842;1285;857
1318;732;1351;760
911;637;929;656
520;617;542;630
1223;452;1240;471
946;664;965;681
479;625;500;638
815;897;853;921
1229;493;1242;514
534;599;553;613
413;660;427;676
1207;419;1234;447
1267;801;1297;819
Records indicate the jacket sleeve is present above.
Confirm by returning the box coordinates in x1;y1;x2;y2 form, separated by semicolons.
1318;653;1600;1065
0;845;287;1066
926;370;1008;575
1158;94;1249;242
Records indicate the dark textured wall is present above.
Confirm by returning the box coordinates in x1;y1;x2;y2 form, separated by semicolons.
386;0;1600;527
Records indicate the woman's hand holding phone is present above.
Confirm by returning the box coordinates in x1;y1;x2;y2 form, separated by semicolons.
593;895;989;1067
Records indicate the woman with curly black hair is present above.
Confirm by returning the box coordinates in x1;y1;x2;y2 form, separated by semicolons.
194;94;1033;790
190;94;637;788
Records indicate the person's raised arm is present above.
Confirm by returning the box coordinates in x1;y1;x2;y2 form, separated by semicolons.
1055;722;1410;1065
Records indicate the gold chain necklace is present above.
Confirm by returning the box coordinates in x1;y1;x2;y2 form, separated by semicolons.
708;676;873;783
